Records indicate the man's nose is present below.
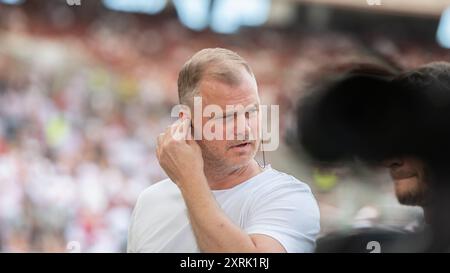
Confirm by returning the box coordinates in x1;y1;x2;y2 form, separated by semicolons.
382;158;403;168
234;114;252;139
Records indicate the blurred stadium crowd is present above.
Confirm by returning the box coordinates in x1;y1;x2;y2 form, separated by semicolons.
0;2;449;252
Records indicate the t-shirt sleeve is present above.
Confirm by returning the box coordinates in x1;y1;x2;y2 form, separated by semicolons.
244;179;321;253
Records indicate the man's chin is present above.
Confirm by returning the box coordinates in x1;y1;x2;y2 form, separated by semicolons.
228;153;256;168
396;192;423;206
230;156;252;166
394;179;425;206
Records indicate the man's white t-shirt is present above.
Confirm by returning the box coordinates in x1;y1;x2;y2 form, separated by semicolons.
127;165;320;253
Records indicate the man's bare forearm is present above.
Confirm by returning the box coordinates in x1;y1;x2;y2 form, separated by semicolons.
178;174;258;253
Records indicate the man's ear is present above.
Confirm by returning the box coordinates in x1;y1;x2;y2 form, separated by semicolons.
178;107;191;120
178;105;192;119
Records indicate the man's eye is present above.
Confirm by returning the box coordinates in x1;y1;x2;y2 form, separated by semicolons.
226;115;234;121
247;109;258;117
214;115;228;120
212;115;232;123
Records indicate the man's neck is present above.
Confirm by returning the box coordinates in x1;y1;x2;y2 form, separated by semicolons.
204;160;263;191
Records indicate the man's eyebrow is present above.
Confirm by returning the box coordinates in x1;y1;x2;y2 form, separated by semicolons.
247;104;259;111
243;104;259;113
221;104;259;118
223;111;235;117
